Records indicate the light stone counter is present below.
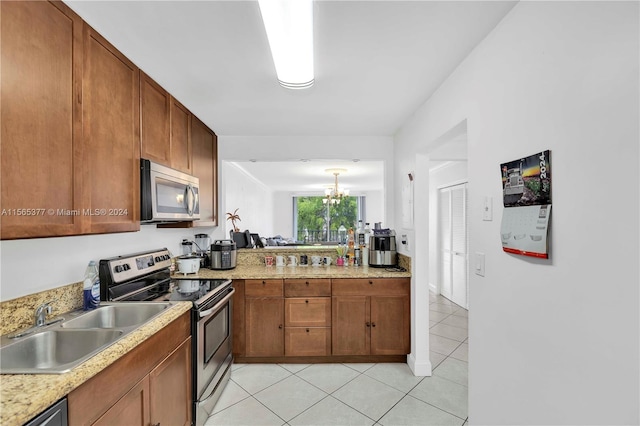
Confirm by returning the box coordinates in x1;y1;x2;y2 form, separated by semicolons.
173;263;411;280
0;301;192;426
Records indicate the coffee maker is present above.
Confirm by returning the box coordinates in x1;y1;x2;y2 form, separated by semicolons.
368;229;397;267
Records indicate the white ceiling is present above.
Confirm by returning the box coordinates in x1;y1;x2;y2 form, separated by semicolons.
63;0;514;191
229;159;384;192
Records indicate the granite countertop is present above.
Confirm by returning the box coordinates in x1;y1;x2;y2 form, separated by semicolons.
0;301;192;426
172;264;411;280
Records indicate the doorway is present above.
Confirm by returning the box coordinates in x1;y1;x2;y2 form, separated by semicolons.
438;182;468;309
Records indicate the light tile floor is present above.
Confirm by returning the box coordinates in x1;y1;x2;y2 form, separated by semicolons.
206;292;468;426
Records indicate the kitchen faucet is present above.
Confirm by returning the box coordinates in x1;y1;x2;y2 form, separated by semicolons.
34;302;53;327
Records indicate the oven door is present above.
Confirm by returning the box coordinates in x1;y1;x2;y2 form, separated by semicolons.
196;286;234;399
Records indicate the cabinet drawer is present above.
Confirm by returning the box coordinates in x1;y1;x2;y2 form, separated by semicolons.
245;279;283;297
332;278;410;296
284;279;331;297
285;298;331;327
285;327;331;356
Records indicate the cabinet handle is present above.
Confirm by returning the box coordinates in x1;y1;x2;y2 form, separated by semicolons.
305;281;309;285
305;300;309;304
279;324;283;329
152;423;160;426
366;322;371;327
262;280;266;285
369;280;373;285
306;328;309;332
372;322;376;327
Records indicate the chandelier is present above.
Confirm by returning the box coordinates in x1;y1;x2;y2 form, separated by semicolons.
323;169;349;205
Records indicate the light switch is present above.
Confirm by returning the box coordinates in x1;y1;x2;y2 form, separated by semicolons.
474;252;485;277
483;197;493;221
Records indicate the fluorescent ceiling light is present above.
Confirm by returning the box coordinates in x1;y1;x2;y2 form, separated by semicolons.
259;0;314;89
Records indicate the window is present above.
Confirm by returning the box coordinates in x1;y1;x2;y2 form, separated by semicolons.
293;196;365;243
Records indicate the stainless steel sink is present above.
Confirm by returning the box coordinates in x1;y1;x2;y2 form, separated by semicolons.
0;329;123;374
0;302;174;374
61;303;170;329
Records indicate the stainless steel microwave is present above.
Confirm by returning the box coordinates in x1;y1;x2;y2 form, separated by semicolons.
141;159;200;223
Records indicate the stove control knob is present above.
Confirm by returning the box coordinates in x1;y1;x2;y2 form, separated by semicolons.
164;254;170;260
114;265;123;273
123;264;131;271
155;256;161;262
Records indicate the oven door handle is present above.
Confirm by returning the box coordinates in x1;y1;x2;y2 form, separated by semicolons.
199;288;235;318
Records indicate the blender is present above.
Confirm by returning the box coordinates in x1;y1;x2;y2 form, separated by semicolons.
194;233;212;268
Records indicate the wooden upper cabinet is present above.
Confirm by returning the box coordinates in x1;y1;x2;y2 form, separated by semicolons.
83;24;140;234
140;72;193;174
0;1;84;239
170;98;192;174
192;117;219;226
140;71;171;166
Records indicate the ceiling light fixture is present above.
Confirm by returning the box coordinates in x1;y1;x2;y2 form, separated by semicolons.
258;0;314;89
323;169;349;205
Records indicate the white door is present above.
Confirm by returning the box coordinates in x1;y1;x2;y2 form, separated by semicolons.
438;183;468;309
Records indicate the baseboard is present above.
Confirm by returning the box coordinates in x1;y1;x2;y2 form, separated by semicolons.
407;353;432;377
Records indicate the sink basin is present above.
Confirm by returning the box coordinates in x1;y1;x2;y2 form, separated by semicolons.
0;302;174;374
61;303;171;329
0;329;123;374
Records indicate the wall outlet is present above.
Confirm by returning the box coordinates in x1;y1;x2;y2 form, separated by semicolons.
401;234;409;250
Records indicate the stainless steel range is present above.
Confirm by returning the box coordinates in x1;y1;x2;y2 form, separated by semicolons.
99;248;234;426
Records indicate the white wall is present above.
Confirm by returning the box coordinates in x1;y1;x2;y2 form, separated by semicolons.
0;225;224;301
393;2;639;424
222;162;274;237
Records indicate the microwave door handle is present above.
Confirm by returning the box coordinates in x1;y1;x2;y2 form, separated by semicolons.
185;184;194;216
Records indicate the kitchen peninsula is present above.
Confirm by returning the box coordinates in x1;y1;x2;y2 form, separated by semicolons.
175;249;412;364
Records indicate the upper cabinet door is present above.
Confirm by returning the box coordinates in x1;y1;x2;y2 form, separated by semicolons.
83;24;140;234
1;1;84;239
140;72;171;166
170;98;192;174
191;117;218;226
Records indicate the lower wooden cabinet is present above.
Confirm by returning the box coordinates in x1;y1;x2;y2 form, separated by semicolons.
68;312;191;425
245;279;284;357
332;279;410;356
149;338;192;426
235;277;410;361
94;376;150;426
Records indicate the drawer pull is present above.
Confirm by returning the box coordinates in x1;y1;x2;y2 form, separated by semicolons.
369;280;373;285
279;324;283;329
366;322;371;327
306;328;310;332
372;322;376;327
262;280;266;285
305;281;309;285
305;300;309;304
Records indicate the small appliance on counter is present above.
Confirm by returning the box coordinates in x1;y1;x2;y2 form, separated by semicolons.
210;240;237;270
368;228;398;267
194;234;212;268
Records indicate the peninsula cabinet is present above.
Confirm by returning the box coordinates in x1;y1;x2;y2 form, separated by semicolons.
234;277;409;362
68;311;191;425
1;1;140;240
284;279;332;356
332;278;410;356
245;279;284;357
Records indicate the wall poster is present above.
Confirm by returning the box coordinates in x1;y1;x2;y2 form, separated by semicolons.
500;150;552;258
